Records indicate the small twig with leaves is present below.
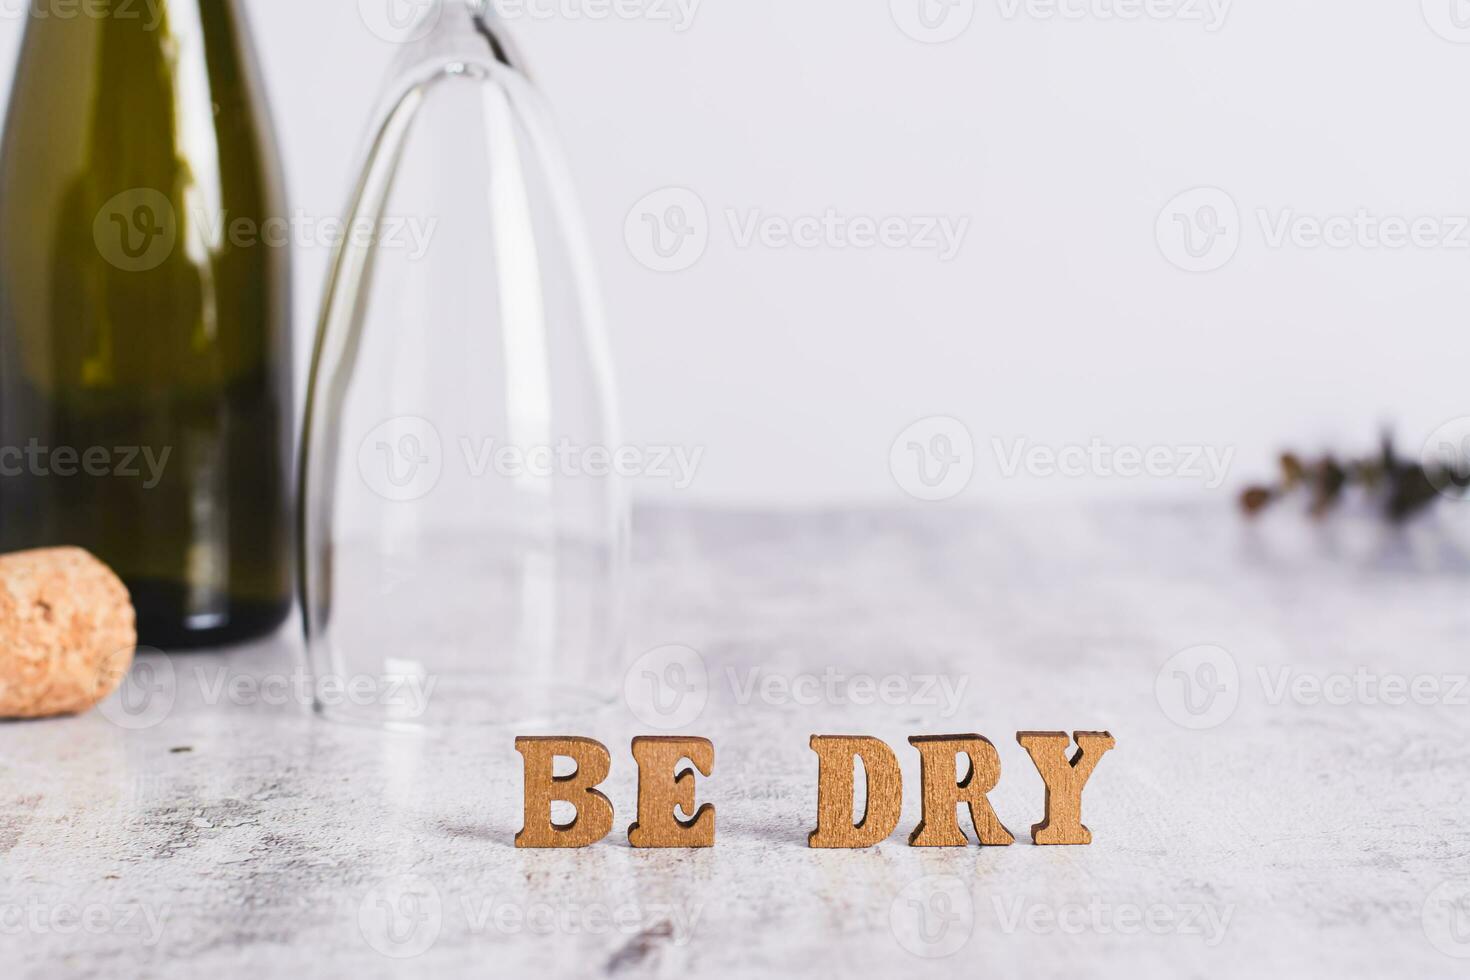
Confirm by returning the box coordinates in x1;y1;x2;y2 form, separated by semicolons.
1240;435;1470;522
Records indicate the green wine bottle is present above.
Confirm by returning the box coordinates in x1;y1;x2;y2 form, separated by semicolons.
0;1;293;648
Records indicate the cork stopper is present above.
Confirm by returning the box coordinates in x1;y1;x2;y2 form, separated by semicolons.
0;547;137;719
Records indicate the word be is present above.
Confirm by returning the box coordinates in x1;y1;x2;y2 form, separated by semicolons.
514;731;1115;849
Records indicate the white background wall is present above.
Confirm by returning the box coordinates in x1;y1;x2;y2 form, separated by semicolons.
2;0;1467;507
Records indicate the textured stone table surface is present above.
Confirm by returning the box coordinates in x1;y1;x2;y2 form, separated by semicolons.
4;503;1470;978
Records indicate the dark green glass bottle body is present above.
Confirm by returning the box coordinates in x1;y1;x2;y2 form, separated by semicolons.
0;1;293;648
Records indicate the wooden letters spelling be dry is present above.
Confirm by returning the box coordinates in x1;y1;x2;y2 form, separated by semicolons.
515;731;1114;849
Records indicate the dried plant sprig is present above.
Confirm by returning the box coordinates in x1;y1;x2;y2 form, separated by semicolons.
1240;434;1470;523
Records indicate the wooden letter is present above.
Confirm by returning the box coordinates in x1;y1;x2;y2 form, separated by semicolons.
514;736;615;848
628;736;716;848
808;735;903;848
1016;731;1116;845
908;735;1014;847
